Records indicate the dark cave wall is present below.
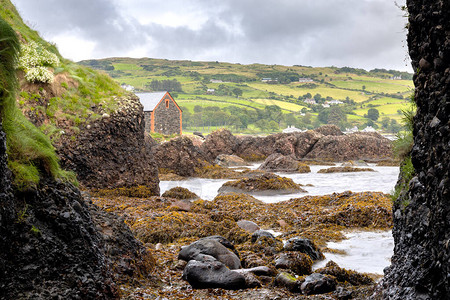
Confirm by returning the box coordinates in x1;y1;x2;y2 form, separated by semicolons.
383;0;450;299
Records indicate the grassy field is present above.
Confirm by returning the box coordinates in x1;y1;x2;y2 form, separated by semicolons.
79;57;414;132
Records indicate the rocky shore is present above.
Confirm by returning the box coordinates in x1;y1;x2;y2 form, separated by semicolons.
92;189;392;299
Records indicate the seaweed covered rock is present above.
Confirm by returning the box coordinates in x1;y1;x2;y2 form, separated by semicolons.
317;166;375;173
200;129;239;161
153;135;211;177
274;252;313;276
316;261;373;286
162;186;199;200
284;237;324;261
57;95;159;194
305;132;393;162
218;173;307;195
258;153;311;173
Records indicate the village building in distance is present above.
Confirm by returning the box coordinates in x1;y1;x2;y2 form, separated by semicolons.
137;91;182;135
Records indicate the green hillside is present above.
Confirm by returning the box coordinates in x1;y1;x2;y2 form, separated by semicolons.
80;57;413;133
0;0;125;188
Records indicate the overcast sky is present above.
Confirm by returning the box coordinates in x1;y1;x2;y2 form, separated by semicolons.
12;0;411;71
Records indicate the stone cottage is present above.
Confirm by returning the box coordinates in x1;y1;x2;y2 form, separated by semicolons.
137;91;182;135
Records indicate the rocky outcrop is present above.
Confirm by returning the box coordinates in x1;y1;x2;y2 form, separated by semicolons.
383;1;450;299
153;135;211;176
0;179;118;299
200;129;239;161
57;95;159;194
304;132;392;161
218;173;307;195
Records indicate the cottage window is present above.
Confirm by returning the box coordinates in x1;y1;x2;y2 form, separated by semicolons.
165;99;169;108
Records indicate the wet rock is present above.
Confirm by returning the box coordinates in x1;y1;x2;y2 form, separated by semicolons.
274;252;313;275
182;258;246;290
258;153;311;173
237;220;260;233
300;273;337;295
178;237;241;269
284;237;324;261
215;154;249;167
153;136;211;176
316;260;373;286
57;95;159;194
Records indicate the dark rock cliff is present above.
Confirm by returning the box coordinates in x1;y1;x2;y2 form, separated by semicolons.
57;94;159;194
383;1;450;299
0;123;152;299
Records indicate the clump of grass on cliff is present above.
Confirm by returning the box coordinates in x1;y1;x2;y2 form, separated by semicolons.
0;17;75;190
391;93;416;207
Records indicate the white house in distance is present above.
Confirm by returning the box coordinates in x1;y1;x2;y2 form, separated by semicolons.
327;100;344;105
298;78;314;83
304;98;317;105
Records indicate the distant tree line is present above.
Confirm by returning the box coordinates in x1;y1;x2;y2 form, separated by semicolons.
146;79;183;92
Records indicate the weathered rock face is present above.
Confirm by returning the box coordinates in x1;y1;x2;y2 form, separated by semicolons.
304;132;392;162
0;179;118;299
57;95;159;194
153;136;211;176
383;1;450;299
200;129;239;161
235;130;323;161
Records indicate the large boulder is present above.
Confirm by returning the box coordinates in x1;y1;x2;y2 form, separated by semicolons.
153;135;211;177
57;95;159;194
258;153;311;173
200;129;239;161
182;257;246;290
304;132;393;162
178;237;241;269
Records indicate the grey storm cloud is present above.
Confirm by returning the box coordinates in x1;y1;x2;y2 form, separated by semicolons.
12;0;410;71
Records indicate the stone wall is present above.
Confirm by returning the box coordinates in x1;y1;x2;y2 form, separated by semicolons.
144;110;152;133
383;0;450;299
153;94;181;135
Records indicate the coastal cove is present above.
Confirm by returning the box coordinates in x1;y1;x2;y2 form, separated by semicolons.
159;163;398;277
